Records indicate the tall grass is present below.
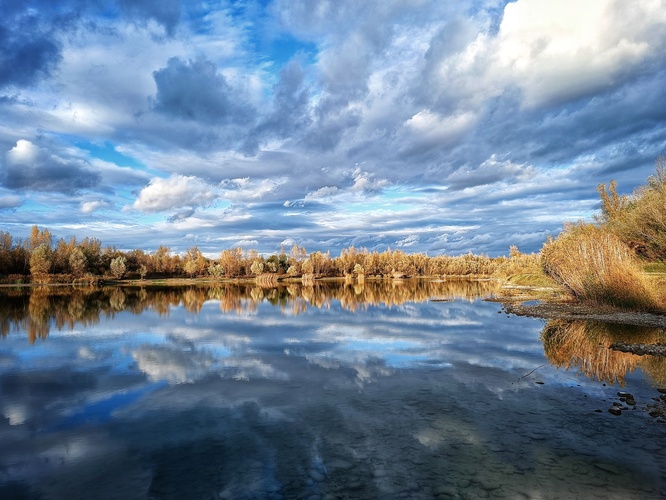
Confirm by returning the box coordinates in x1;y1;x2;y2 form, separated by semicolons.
541;223;663;312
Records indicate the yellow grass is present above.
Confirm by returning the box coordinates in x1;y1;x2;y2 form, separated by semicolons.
541;223;663;312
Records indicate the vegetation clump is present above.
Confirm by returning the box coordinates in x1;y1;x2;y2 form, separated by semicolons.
540;155;666;312
541;223;662;311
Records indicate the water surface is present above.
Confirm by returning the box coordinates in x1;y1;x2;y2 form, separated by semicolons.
1;280;665;499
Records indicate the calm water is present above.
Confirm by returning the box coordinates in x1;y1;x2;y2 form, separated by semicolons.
0;280;665;499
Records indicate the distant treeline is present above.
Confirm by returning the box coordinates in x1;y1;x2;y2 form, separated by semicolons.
0;225;540;284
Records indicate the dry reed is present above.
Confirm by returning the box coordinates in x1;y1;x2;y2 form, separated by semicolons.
541;223;662;311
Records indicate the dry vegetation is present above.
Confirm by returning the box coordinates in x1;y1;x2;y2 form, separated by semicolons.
0;225;541;284
540;155;666;312
541;224;662;311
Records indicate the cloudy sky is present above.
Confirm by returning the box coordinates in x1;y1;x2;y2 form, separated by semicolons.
1;0;665;256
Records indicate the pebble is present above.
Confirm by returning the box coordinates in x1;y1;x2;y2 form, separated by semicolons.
608;408;621;416
479;479;501;491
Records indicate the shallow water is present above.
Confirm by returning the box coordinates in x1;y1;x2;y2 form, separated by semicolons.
0;280;665;499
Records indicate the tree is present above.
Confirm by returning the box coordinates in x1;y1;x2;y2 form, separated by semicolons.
184;246;206;277
28;225;52;251
69;247;87;277
219;248;243;277
250;260;264;275
110;255;127;279
30;244;52;276
596;180;628;224
208;262;223;278
79;237;102;274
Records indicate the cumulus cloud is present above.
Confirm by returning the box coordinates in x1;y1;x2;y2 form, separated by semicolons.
132;175;217;214
2;140;100;193
493;0;666;108
349;168;388;193
152;56;256;125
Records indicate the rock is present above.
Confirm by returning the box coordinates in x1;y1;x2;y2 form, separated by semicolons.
608;407;622;416
434;485;457;496
617;391;633;398
479;478;501;490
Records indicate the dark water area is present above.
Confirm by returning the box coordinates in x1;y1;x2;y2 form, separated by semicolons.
0;280;665;499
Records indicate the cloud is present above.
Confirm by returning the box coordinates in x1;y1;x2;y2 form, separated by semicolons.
304;186;339;201
0;9;62;88
132;175;217;214
0;193;22;209
117;0;182;36
445;156;534;190
0;0;665;257
81;200;111;213
248;59;312;150
152;56;256;126
2;140;100;193
395;234;419;247
132;344;215;384
494;0;666;108
219;177;287;202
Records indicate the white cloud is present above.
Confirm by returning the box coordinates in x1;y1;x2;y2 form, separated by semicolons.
494;0;666;107
349;168;388;193
80;200;110;213
6;139;38;164
132;175;217;213
132;345;216;384
404;110;478;148
219;177;287;202
395;234;420;247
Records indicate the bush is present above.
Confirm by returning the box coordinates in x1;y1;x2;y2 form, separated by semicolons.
597;155;666;260
541;223;662;311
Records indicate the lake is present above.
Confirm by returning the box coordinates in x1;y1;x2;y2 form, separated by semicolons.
1;280;665;499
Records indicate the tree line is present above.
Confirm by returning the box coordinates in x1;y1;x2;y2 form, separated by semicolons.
0;225;540;284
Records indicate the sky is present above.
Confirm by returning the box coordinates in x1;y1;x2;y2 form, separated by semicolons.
1;0;665;257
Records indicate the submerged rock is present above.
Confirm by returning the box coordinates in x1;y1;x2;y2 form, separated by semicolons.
610;342;666;357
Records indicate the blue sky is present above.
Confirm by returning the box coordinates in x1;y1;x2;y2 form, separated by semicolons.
1;0;665;256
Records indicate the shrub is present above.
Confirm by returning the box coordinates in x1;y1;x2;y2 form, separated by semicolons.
541;223;662;311
597;155;666;260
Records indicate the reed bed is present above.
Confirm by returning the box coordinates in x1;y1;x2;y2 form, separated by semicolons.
541;224;662;312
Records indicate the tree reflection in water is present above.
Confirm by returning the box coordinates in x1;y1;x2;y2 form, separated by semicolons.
0;279;501;343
